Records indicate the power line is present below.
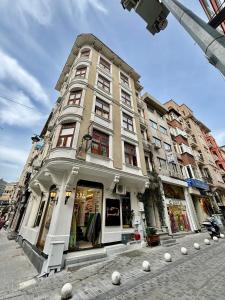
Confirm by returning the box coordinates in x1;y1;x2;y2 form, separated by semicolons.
0;95;41;112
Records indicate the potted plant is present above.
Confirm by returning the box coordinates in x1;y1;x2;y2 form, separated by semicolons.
145;227;160;247
123;209;134;228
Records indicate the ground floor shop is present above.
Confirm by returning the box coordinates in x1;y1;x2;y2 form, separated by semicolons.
18;161;148;274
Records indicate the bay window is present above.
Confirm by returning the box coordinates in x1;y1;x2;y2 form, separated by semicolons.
68;90;82;105
75;66;87;78
57;123;76;148
80;49;90;58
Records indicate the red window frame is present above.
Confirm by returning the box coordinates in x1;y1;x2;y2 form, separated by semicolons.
97;74;110;93
124;142;137;166
95;98;110;119
123;113;134;132
121;90;131;106
99;57;110;72
75;67;87;78
91;129;109;157
121;73;129;86
56;123;76;148
68;90;82;105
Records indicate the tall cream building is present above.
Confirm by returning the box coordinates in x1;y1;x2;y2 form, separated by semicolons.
17;34;150;274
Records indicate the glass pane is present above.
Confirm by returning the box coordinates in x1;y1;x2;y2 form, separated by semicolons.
61;127;74;135
66;136;72;147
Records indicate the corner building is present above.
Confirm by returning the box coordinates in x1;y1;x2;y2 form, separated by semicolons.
18;34;149;274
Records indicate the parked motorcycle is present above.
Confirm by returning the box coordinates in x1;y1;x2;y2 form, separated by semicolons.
202;218;220;239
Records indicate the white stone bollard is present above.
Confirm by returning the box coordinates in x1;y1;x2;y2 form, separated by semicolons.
61;283;73;300
204;239;210;245
194;243;200;250
181;247;188;255
112;271;121;285
213;236;219;242
164;253;172;262
220;233;224;238
142;260;151;272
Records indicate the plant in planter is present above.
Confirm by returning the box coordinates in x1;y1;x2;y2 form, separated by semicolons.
123;209;134;228
145;226;160;247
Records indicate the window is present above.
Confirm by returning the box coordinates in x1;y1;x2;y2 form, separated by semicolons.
121;90;131;106
160;126;167;134
97;74;110;92
120;73;129;86
141;129;146;140
169;162;177;173
145;156;152;172
80;49;90;58
164;142;172;152
158;157;167;169
124;142;137;166
57;123;75;148
95;98;110;119
123;113;134;132
150;120;157;129
99;57;110;72
91;129;109;157
122;193;132;228
152;136;161;147
149;107;155;113
75;67;87;78
68;90;82;105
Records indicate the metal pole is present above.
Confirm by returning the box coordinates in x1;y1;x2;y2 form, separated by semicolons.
161;0;225;76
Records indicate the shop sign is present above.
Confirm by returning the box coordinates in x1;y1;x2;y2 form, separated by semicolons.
105;198;120;226
166;198;186;207
186;178;209;190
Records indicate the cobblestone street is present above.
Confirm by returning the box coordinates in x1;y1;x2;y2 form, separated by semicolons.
1;230;225;299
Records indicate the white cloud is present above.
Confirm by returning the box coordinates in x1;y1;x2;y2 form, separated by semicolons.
0;84;46;127
0;145;28;166
0;48;50;107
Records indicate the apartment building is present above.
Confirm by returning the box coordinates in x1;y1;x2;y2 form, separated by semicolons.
141;94;196;235
164;100;225;228
0;181;18;218
0;178;7;197
17;34;150;274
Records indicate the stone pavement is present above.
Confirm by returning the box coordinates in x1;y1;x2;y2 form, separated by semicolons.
1;230;225;299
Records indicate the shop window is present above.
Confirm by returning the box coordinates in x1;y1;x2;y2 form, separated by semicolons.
120;73;129;86
75;66;87;78
122;193;133;228
69;181;103;250
99;57;110;72
123;113;134;132
80;49;90;58
121;90;131;106
158;157;167;169
160;126;167;134
57;123;76;148
68;90;82;105
91;129;109;157
97;74;110;93
95;98;110;120
124;142;137;166
150;120;157;129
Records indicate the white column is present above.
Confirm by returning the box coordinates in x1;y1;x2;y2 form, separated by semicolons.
184;188;200;231
159;181;172;235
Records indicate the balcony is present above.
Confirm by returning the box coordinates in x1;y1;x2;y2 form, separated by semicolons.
169;170;184;180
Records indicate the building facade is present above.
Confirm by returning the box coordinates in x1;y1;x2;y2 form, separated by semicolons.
0;181;18;218
17;34;150;274
0;178;7;197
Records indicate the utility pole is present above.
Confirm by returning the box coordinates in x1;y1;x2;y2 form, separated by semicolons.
121;0;225;77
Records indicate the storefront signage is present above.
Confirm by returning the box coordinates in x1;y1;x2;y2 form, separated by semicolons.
105;198;120;226
186;178;209;190
166;198;186;206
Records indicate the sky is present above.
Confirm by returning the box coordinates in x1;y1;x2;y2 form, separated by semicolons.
0;0;224;182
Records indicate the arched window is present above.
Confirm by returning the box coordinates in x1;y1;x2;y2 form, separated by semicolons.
80;48;90;58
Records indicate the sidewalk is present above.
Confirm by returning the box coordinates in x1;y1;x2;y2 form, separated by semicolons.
0;229;221;299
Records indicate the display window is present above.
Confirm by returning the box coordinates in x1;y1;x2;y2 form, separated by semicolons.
69;181;103;251
167;202;190;233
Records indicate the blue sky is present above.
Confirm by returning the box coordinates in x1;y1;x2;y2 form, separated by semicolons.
0;0;224;182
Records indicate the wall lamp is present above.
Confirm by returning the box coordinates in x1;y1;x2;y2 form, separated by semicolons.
65;190;72;204
50;190;58;204
31;134;41;143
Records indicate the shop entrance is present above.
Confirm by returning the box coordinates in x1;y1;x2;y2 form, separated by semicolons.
69;180;102;251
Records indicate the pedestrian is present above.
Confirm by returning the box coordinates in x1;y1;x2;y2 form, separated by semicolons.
0;217;6;230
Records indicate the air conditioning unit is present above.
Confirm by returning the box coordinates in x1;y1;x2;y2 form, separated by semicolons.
116;184;126;195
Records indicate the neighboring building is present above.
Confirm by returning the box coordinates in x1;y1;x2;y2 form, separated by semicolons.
164;100;225;228
0;178;7;197
17;34;149;274
199;0;225;34
0;182;18;217
141;93;195;235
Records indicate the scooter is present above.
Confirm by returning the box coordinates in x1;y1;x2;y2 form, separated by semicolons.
202;218;220;239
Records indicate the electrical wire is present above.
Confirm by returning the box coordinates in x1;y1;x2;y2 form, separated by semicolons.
0;95;41;112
